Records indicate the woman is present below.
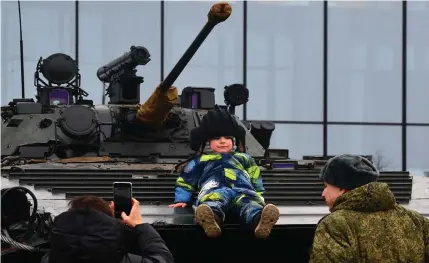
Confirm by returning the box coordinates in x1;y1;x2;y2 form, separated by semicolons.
42;195;174;263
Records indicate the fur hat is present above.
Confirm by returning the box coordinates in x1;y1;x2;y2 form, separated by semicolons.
319;154;379;190
190;108;246;152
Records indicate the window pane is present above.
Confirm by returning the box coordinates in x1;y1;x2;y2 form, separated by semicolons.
269;124;323;159
247;1;323;121
328;2;402;122
1;1;75;105
328;125;402;171
407;2;429;123
79;1;161;105
407;127;429;173
164;2;243;119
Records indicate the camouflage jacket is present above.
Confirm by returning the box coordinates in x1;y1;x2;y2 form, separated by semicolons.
309;182;429;263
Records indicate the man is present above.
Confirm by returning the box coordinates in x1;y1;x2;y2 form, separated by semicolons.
309;154;429;263
43;196;174;263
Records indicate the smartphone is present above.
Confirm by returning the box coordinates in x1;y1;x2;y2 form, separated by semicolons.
113;182;133;218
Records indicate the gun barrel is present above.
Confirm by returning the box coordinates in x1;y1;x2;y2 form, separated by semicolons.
136;2;232;127
159;2;232;93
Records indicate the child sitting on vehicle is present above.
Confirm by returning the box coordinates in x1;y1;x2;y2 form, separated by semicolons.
169;108;279;239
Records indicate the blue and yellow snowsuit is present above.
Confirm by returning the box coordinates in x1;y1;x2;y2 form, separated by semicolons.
174;152;265;225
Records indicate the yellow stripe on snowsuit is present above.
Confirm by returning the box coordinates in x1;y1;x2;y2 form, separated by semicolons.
235;193;265;205
200;154;221;162
235;194;246;204
248;165;260;183
234;152;248;162
231;157;245;171
224;168;236;181
200;191;223;202
176;177;194;191
234;152;261;183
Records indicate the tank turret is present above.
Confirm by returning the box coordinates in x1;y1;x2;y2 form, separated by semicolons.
1;2;272;160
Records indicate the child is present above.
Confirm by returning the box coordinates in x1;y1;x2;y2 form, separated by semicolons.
169;108;280;239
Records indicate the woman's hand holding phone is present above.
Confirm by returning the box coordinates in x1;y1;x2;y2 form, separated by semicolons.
110;198;143;228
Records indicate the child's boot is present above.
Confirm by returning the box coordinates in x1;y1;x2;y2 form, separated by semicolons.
195;204;222;238
254;204;280;239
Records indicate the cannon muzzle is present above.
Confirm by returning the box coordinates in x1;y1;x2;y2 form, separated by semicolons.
137;2;232;126
159;2;232;92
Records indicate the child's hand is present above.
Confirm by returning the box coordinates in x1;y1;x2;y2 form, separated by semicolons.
168;203;187;208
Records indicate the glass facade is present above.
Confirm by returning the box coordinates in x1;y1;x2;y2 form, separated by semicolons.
1;1;428;171
328;1;402;123
1;1;75;101
246;1;324;122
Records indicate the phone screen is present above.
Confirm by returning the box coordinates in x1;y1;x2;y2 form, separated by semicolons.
113;183;132;218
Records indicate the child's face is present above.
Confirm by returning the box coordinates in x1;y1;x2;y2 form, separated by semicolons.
209;136;233;153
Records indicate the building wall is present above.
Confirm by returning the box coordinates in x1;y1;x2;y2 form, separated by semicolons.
1;1;428;171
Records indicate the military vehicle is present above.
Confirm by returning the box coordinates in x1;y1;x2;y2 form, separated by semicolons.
1;2;428;263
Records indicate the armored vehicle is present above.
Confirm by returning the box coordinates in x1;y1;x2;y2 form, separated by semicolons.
1;2;428;263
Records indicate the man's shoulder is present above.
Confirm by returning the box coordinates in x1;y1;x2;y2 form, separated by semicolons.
318;210;357;229
322;205;425;230
320;210;346;223
313;211;356;241
394;205;428;227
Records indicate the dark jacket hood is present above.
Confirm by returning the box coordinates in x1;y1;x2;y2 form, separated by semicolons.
331;182;397;213
49;208;130;263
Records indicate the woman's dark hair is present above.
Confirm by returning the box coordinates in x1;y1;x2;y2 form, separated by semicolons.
68;195;114;217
